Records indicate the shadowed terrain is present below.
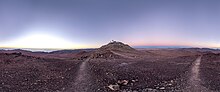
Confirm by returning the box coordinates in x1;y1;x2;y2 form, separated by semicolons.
200;53;220;91
0;41;219;92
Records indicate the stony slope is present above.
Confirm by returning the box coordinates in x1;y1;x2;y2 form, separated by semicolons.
91;41;142;59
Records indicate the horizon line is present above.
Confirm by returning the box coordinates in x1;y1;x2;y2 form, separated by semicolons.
0;45;219;49
0;45;219;52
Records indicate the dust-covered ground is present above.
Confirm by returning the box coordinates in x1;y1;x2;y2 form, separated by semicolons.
0;46;219;92
200;53;220;91
87;56;198;92
0;53;82;92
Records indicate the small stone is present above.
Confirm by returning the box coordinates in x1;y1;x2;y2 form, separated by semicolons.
108;84;120;91
160;87;165;90
118;80;129;85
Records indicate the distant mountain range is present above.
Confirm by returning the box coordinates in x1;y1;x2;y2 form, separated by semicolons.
0;45;219;53
133;46;192;48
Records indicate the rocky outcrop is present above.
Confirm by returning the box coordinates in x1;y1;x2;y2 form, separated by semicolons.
98;41;136;52
91;41;139;59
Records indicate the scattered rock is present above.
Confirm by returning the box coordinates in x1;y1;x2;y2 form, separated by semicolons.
168;83;172;86
160;87;165;90
131;79;138;82
119;63;128;66
108;84;120;91
118;80;129;85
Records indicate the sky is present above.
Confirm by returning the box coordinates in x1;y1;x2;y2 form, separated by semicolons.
0;0;220;49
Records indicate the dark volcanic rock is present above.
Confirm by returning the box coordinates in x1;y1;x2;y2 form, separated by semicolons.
74;51;93;60
91;41;139;59
200;53;220;91
0;53;82;92
1;42;211;92
91;50;124;59
98;41;136;52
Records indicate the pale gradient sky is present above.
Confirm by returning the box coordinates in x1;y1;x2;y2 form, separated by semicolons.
0;0;220;49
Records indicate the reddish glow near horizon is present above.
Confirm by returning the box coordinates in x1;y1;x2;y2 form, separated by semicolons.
1;34;219;49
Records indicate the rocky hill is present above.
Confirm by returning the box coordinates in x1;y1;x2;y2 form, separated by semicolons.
98;41;136;52
91;41;142;59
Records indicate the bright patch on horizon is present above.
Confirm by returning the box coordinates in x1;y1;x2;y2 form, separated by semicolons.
1;34;86;49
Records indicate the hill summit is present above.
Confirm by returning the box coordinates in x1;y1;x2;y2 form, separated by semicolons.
91;41;139;59
98;41;136;52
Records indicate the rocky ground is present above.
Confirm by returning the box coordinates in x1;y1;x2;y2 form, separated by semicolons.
87;56;198;92
200;53;220;91
0;41;220;92
0;53;82;92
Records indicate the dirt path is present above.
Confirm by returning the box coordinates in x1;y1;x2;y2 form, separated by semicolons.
184;56;212;92
65;58;91;92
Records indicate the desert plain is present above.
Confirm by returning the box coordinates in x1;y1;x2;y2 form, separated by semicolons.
0;41;220;92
